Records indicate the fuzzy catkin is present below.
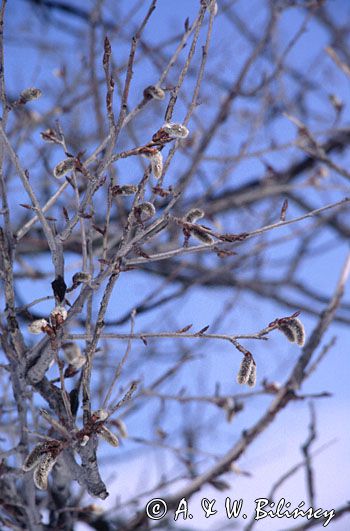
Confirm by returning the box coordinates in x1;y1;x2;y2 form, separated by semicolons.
51;305;67;322
277;323;296;343
93;409;109;421
277;318;305;346
150;151;163;179
28;319;48;334
23;443;47;471
98;426;120;447
33;453;57;490
185;208;204;223
112;184;138;196
237;354;253;385
246;362;257;388
189;226;213;245
62;342;85;369
20;87;42;103
288;318;306;346
162;122;189;139
72;272;91;284
138;202;156;218
143;85;165;100
53;158;75;179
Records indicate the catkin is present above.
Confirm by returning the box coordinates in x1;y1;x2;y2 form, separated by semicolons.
93;409;109;421
53;158;75;179
20;87;42;103
98;426;120;447
185;208;204;223
33;453;57;490
277;323;296;343
138;202;156;218
277;318;305;346
62;342;85;369
51;305;67;323
143;85;165;100
237;354;253;385
162;122;189;139
288;318;306;346
150;151;163;179
246;362;257;388
28;319;49;334
189;226;213;244
112;184;138;196
72;272;91;284
23;443;47;471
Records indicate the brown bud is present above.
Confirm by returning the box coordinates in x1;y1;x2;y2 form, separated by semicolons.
40;128;61;144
